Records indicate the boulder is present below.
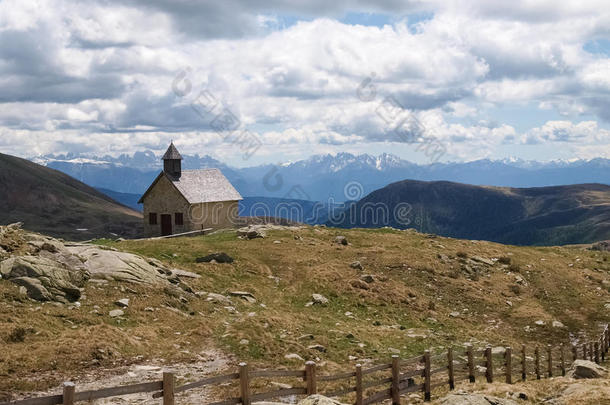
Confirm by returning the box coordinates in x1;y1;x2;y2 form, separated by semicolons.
590;240;610;251
229;291;257;303
350;279;370;290
0;256;88;303
471;256;495;266
115;298;130;308
206;293;233;305
196;252;234;264
312;293;329;305
359;274;376;283
334;236;348;245
66;245;169;284
284;353;305;361
349;261;363;270
0;225;200;302
109;309;124;318
567;359;608;379
237;226;266;239
298;395;348;405
438;392;518;405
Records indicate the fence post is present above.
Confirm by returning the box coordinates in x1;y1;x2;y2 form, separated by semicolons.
560;345;566;376
534;347;541;380
484;346;493;383
305;361;317;395
582;344;587;361
62;382;75;405
590;342;594;362
447;347;455;390
606;326;610;353
424;350;431;402
595;342;600;364
391;355;400;405
466;345;475;383
163;372;175;405
547;346;553;377
572;345;577;362
505;347;512;384
355;364;363;405
239;363;251;405
521;345;526;381
602;337;606;362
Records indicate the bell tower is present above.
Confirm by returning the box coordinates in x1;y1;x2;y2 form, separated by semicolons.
162;142;182;179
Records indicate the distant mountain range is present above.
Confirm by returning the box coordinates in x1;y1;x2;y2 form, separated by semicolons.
33;152;610;203
4;150;609;245
0;153;142;240
329;180;610;246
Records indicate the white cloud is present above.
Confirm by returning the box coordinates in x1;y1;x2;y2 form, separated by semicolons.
0;0;609;164
523;120;610;144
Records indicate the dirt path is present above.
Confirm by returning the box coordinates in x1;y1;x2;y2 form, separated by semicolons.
17;349;234;404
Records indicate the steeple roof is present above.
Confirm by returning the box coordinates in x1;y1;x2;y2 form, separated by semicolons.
162;142;182;160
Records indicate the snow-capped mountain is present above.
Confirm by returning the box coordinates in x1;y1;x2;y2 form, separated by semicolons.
32;151;610;202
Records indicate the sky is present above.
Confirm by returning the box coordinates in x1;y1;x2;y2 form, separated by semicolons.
0;0;609;166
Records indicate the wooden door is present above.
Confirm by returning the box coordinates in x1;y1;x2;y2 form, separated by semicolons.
161;214;172;236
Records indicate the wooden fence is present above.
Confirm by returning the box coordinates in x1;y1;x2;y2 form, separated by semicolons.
3;324;609;405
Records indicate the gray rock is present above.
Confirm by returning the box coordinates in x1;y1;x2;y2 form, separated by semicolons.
312;293;329;305
590;240;610;251
109;309;124;318
229;291;257;303
170;269;201;279
438;393;518;405
206;293;233;305
349;261;363;270
237;227;266;239
284;353;304;361
567;360;608;379
360;274;376;283
471;256;495;266
0;256;88;303
298;395;348;405
67;245;169;284
115;298;130;308
334;236;348;245
196;252;234;263
308;344;326;352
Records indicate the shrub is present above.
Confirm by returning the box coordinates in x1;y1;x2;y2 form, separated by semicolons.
456;251;468;258
7;327;26;343
509;263;521;273
498;256;512;265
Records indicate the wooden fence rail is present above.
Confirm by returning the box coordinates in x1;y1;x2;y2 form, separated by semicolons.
3;324;609;405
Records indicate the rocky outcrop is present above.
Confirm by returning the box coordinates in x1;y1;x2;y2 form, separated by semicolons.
0;256;88;303
567;360;607;379
66;245;169;284
0;223;194;302
591;240;610;252
237;226;267;239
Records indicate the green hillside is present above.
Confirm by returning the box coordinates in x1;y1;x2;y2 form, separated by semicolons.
0;153;142;240
330;180;610;245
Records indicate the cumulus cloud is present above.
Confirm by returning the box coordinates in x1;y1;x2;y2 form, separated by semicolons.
0;0;609;163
